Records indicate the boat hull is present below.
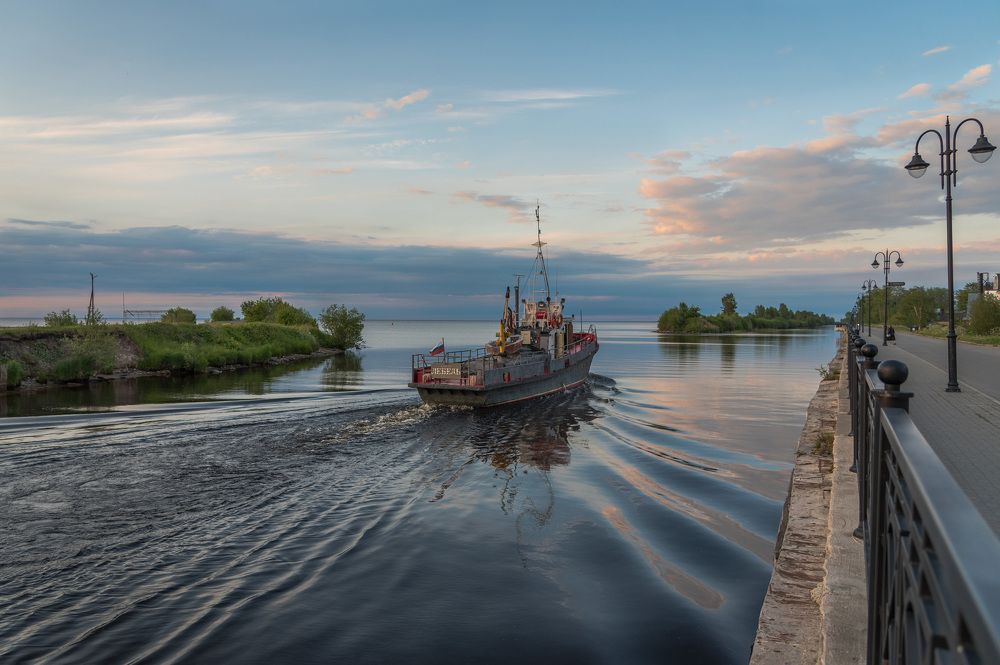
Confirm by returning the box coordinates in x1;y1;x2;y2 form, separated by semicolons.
410;347;596;407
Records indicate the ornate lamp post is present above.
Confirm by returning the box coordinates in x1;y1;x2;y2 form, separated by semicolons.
904;115;996;392
862;279;878;337
872;250;903;346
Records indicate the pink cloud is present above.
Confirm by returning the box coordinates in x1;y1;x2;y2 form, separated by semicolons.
898;83;931;99
345;88;431;123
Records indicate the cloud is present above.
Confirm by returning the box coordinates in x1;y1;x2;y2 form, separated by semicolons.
435;103;454;114
384;89;430;111
948;64;992;91
0;112;233;139
646;150;691;175
453;191;533;221
6;218;91;230
0;222;697;318
484;89;617;103
345;88;431;123
922;45;951;57
637;108;1000;254
898;83;931;99
456;160;471;169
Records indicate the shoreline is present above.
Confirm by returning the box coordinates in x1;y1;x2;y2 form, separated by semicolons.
2;347;342;396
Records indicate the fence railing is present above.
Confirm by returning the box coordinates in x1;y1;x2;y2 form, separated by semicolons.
845;330;1000;663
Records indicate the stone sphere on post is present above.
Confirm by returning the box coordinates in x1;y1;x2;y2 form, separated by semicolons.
861;343;879;369
877;359;909;391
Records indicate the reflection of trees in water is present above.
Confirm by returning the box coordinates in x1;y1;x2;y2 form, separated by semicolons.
657;334;702;361
720;337;736;372
320;352;363;390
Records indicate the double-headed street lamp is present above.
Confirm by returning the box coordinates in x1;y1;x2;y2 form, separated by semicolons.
862;279;878;337
872;250;903;346
905;115;996;392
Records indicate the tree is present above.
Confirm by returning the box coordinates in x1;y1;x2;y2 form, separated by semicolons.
44;309;78;327
657;302;701;332
968;296;1000;335
161;307;197;324
210;306;235;322
318;305;366;349
894;287;937;328
721;292;737;315
241;297;315;326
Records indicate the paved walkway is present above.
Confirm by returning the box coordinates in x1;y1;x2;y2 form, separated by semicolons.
866;331;1000;536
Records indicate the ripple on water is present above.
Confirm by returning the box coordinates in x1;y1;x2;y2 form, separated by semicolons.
0;323;838;664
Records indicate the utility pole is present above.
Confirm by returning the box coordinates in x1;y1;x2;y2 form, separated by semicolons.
87;273;97;324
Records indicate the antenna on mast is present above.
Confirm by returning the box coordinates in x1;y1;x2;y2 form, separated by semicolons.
531;201;550;300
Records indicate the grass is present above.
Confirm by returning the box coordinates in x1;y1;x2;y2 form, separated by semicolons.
1;360;24;388
122;322;334;372
816;364;840;381
912;321;1000;346
1;321;340;383
813;431;835;456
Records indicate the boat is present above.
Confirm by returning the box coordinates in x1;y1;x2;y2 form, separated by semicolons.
409;205;599;407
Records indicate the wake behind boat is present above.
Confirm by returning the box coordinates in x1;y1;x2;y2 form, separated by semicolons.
409;206;599;407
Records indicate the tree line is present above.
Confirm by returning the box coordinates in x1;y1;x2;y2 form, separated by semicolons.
851;282;1000;336
658;293;835;333
42;297;366;350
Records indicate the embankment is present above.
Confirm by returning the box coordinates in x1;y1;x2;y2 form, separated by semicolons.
0;322;340;390
750;336;845;664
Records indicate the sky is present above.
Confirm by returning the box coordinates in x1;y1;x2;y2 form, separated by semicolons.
1;0;999;320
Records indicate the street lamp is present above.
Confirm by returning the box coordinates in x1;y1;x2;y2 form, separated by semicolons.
905;115;996;392
872;250;903;346
862;279;878;337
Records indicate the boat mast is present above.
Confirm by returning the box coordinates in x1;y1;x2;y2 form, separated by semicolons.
533;202;551;301
513;273;524;326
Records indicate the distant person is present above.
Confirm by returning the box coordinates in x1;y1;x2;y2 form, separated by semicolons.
887;326;896;343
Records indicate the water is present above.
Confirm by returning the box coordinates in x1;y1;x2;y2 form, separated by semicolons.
0;321;838;663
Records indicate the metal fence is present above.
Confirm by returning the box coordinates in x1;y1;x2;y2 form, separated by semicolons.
846;330;1000;664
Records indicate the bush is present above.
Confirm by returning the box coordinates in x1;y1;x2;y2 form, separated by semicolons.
122;321;323;372
85;308;104;326
61;327;117;379
814;431;834;455
968;296;1000;335
318;305;366;349
44;309;78;327
210;306;235;322
1;360;24;388
241;297;316;326
161;307;197;324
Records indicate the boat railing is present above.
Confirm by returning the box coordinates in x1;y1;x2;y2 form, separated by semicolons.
411;346;491;370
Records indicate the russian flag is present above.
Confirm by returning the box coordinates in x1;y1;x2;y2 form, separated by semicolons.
429;339;445;356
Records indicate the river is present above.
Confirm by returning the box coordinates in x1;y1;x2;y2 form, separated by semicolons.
0;321;838;664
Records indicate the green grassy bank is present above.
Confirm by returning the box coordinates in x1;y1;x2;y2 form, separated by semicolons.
0;322;338;387
911;321;1000;347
